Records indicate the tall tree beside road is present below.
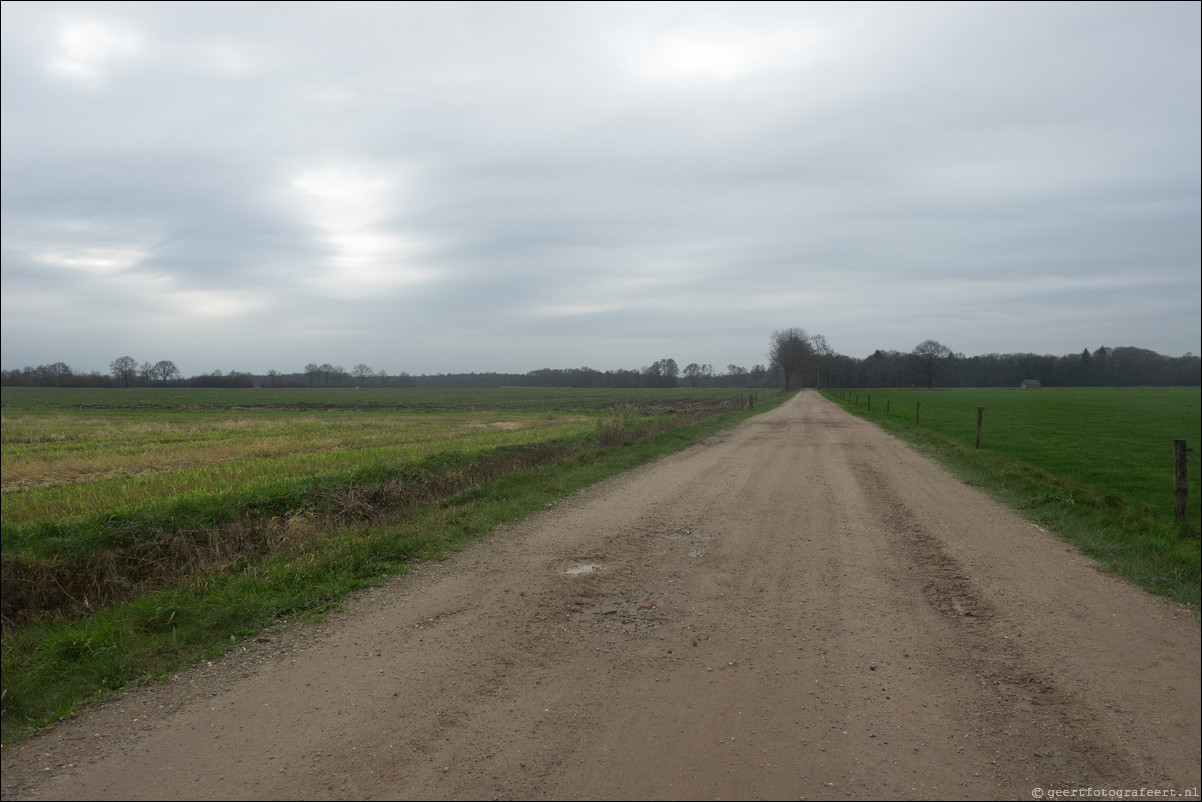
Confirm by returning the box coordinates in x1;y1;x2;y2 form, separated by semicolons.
769;328;814;392
811;334;835;389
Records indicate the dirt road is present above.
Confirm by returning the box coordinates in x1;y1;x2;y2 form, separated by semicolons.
2;391;1198;800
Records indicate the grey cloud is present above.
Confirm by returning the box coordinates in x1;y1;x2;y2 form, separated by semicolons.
2;2;1198;376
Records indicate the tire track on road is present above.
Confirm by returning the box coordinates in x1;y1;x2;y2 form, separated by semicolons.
848;448;1134;791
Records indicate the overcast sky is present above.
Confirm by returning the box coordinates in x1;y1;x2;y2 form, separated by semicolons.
2;2;1199;377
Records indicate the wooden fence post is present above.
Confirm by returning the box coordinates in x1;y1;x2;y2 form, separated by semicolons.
1174;440;1188;521
916;401;921;425
886;400;890;415
867;395;871;411
976;407;984;449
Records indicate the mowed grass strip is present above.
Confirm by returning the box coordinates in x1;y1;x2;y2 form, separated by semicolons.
0;388;783;744
824;387;1201;613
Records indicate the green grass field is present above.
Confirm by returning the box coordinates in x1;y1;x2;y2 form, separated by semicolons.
2;407;593;526
0;385;775;743
1;386;747;527
1;385;744;411
824;386;1201;614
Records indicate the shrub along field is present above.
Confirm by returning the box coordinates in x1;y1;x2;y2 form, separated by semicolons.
0;385;774;743
823;386;1201;614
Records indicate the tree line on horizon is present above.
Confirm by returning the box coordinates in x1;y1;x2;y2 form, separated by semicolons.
2;339;1198;390
0;357;780;390
766;330;1200;390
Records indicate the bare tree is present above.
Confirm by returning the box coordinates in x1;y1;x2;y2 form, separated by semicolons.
110;355;138;387
641;358;679;388
657;358;679;387
912;340;952;389
152;360;181;387
34;362;74;386
351;363;374;385
810;334;835;389
769;328;813;391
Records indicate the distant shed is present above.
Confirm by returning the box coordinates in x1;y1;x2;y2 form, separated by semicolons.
1020;379;1042;389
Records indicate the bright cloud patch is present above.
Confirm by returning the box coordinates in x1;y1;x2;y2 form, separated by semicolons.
613;10;862;84
165;289;266;319
290;163;431;298
47;19;141;84
34;246;147;274
641;30;803;81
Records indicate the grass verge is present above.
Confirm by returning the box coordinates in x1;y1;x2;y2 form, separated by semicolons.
822;390;1200;619
0;393;787;745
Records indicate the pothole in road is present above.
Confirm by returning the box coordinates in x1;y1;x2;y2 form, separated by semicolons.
564;563;603;575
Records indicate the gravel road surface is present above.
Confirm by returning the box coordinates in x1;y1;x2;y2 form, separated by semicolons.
3;390;1198;800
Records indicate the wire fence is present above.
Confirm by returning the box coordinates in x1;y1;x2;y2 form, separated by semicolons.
827;388;1200;523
